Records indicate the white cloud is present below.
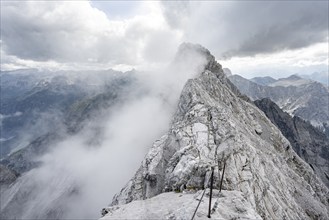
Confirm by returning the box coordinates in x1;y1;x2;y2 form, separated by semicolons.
0;45;209;219
1;1;328;77
221;42;329;78
0;1;180;70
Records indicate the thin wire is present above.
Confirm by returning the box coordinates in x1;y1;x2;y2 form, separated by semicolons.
191;168;213;220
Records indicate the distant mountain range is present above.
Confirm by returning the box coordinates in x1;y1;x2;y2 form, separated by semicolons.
299;71;328;86
228;74;329;136
0;69;135;158
249;71;328;86
0;69;138;183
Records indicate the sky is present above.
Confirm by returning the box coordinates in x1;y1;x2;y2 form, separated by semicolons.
1;0;328;78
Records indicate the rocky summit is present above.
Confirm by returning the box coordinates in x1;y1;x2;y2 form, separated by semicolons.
101;44;329;219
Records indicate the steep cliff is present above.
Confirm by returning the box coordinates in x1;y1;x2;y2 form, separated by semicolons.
254;98;329;188
101;44;329;219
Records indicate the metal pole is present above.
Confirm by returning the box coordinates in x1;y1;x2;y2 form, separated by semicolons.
219;161;226;192
191;187;207;220
207;167;214;218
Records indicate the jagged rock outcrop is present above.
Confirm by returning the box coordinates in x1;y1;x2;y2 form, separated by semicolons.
0;165;19;185
254;98;329;188
228;74;329;135
102;44;329;219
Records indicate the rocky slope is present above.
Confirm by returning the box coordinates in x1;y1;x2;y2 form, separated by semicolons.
228;74;329;135
101;45;329;219
254;98;329;188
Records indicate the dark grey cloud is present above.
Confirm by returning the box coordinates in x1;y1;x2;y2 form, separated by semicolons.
161;1;329;58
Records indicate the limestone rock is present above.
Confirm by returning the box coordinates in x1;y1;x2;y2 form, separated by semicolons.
104;44;329;219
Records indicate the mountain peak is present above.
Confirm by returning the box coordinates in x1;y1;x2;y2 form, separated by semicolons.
176;43;212;59
175;43;223;75
284;74;302;80
250;76;277;86
269;74;311;87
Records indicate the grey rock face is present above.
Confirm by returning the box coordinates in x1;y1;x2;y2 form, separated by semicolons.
254;98;329;188
228;74;329;135
105;45;329;219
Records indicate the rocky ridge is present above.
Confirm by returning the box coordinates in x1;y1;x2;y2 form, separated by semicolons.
101;44;329;219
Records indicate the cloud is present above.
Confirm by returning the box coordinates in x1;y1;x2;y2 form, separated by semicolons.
0;46;209;219
1;1;328;73
161;1;329;58
30;95;173;219
220;42;329;78
160;1;191;29
0;1;179;69
2;2;103;61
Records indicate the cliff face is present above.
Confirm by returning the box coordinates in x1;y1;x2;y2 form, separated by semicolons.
254;98;329;188
102;44;329;219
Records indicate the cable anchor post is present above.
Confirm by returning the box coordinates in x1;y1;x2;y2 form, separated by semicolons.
207;167;214;218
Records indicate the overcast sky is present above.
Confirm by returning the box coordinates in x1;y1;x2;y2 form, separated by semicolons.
1;1;328;78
